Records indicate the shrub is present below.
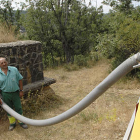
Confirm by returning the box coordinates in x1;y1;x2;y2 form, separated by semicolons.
97;12;140;78
74;54;89;67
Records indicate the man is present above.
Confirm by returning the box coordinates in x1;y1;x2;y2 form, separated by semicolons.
0;57;28;131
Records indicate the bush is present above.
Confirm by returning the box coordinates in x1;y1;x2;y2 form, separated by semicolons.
64;53;100;71
111;19;140;72
96;34;118;59
74;54;89;67
97;12;140;78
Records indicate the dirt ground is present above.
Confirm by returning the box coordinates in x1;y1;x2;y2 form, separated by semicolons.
0;59;140;140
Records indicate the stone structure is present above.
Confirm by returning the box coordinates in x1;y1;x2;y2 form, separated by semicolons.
0;40;56;93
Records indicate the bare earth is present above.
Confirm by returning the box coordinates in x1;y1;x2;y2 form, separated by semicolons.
0;59;140;140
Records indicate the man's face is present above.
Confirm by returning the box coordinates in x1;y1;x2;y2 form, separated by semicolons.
0;58;8;69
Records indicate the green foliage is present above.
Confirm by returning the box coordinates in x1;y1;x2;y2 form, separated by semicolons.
0;0;104;67
131;6;140;20
117;19;140;52
97;9;140;75
74;54;89;67
64;53;100;71
21;0;104;65
0;0;22;33
96;34;118;59
114;16;140;67
103;0;134;14
112;19;140;71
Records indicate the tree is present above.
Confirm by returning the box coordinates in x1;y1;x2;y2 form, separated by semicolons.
0;0;21;32
102;0;135;14
22;0;103;66
96;6;140;76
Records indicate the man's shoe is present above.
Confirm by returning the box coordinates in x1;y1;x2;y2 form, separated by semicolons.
9;124;16;131
19;123;28;129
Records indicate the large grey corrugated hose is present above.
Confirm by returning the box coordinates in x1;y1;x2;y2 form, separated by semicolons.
0;53;140;126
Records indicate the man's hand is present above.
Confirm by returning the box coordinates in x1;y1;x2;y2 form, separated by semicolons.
0;98;2;105
19;91;24;98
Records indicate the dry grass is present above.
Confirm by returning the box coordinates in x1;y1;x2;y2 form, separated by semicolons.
0;24;17;43
0;59;140;140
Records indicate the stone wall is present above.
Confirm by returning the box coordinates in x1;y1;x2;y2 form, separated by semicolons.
0;40;44;86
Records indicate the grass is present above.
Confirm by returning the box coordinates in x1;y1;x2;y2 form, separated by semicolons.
0;59;140;140
21;86;64;118
0;86;64;120
0;24;17;43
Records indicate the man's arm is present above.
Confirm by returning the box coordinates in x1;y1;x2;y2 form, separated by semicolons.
0;90;2;104
19;80;24;98
0;98;2;105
